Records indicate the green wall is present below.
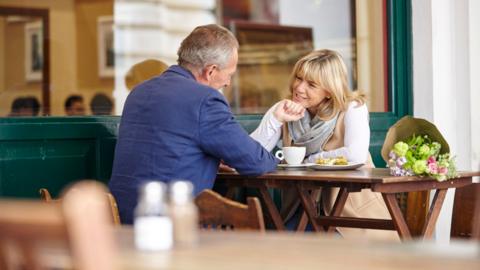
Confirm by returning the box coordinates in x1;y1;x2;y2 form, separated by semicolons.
0;116;118;198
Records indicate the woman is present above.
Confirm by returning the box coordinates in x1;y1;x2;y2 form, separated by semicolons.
251;49;398;240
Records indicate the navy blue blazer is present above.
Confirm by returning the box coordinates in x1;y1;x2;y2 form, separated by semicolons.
109;65;278;224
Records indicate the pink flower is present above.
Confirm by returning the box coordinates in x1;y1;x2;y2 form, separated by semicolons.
438;167;448;174
396;157;407;167
427;156;436;164
427;162;438;174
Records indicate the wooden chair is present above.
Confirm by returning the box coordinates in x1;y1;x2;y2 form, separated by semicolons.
451;183;480;239
0;201;66;270
472;184;480;240
39;187;121;225
195;189;265;231
39;188;53;202
0;181;116;270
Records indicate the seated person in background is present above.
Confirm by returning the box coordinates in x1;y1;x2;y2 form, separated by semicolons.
250;49;398;241
90;93;113;115
109;24;278;224
65;95;86;116
125;59;169;91
9;96;41;116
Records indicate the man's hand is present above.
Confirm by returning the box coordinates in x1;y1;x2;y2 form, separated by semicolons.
273;99;305;123
218;161;236;172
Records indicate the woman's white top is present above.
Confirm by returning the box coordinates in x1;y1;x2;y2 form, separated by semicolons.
250;101;370;164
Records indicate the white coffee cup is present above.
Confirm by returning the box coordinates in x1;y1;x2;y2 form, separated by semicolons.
275;146;306;165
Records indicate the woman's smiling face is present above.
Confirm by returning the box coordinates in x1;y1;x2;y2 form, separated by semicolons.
291;75;329;112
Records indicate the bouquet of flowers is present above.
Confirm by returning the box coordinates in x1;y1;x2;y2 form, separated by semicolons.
387;134;458;181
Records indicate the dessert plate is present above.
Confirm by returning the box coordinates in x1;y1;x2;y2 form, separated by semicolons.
277;163;315;169
310;162;364;171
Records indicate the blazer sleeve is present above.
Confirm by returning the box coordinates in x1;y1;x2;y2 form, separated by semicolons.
198;92;279;175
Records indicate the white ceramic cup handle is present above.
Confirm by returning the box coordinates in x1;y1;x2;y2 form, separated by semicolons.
275;150;284;160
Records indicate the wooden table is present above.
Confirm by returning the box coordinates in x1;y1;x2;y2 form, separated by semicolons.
216;168;480;240
40;227;480;270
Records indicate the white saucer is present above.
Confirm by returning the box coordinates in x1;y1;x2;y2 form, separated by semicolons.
310;162;364;171
277;163;315;169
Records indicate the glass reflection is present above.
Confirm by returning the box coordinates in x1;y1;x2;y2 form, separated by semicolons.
0;0;386;117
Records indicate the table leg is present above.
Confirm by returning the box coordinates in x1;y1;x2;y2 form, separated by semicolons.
326;188;349;233
258;185;286;231
296;189;322;232
296;185;323;232
296;212;309;232
382;193;412;240
422;189;448;239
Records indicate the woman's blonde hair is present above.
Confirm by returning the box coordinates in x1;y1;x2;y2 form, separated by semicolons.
289;49;366;120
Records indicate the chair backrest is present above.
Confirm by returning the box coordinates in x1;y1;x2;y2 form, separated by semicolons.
39;187;121;225
195;189;265;231
39;188;53;202
0;181;116;270
472;184;480;240
451;183;480;239
0;200;66;270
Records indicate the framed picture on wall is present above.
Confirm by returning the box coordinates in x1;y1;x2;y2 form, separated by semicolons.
24;21;43;82
97;16;114;78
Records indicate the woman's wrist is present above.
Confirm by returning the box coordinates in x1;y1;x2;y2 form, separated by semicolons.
272;102;286;123
270;113;284;127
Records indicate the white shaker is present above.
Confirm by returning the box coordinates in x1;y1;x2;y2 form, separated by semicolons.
169;180;199;247
134;181;173;251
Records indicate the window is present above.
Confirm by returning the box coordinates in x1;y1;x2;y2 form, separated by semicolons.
0;0;410;122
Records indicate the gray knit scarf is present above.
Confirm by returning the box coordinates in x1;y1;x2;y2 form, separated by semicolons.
287;112;339;156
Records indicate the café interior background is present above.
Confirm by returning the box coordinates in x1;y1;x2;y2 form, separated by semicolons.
0;0;385;116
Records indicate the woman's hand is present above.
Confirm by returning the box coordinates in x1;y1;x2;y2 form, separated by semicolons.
273;99;305;123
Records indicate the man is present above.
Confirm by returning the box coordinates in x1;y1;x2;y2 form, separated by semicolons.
109;24;279;224
9;97;41;116
90;93;113;115
65;95;86;116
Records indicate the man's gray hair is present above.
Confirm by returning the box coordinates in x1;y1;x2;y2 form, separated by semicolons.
177;24;239;71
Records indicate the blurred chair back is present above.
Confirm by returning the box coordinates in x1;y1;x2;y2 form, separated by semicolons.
0;181;116;270
0;200;66;270
195;189;265;231
39;187;121;225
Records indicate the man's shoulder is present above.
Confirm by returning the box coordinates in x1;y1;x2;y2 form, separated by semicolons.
161;68;218;97
126;65;224;106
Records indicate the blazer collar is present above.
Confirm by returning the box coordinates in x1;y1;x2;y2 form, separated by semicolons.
167;65;196;81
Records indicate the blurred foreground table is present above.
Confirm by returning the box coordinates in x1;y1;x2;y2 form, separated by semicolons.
41;226;480;270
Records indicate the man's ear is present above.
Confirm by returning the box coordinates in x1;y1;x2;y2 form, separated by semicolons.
195;64;216;86
202;64;217;82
